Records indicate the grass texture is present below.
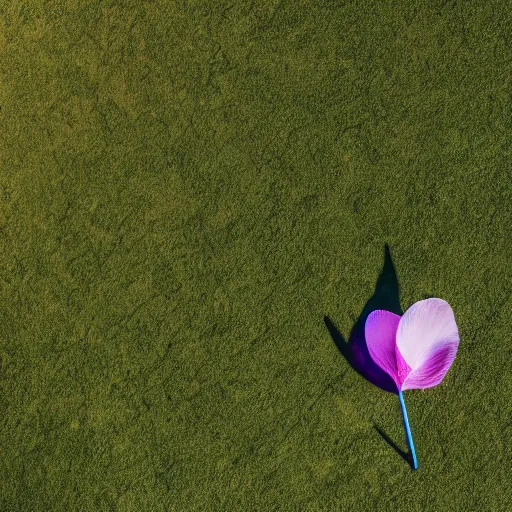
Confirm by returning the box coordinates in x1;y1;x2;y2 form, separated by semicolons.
0;1;511;510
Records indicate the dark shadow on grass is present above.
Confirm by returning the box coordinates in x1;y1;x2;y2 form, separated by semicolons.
325;244;414;467
324;244;401;394
373;423;413;468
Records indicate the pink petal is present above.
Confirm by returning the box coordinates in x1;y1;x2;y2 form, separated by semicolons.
395;345;412;387
396;298;459;370
401;340;459;390
365;310;401;386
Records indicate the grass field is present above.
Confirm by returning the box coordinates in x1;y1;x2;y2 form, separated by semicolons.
0;1;511;510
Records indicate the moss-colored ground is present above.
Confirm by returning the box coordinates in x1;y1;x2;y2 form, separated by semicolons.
0;1;511;510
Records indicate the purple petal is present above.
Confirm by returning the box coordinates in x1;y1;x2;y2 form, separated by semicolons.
396;298;459;370
365;310;401;385
401;340;459;390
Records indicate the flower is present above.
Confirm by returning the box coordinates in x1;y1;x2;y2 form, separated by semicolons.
365;298;459;392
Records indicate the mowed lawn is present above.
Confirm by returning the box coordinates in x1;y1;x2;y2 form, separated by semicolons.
0;1;511;510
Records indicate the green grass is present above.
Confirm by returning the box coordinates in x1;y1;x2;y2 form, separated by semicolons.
1;0;511;510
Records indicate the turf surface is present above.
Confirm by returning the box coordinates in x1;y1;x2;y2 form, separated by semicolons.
0;1;511;510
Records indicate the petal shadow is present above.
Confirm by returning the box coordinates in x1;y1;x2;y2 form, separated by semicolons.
324;244;402;394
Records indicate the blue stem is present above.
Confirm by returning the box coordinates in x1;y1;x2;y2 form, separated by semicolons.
398;390;418;470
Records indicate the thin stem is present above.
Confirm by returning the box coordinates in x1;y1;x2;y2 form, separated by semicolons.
398;390;418;470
